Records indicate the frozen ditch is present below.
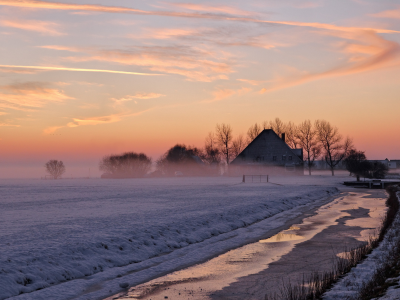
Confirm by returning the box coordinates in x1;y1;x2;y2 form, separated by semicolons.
105;189;388;300
0;176;340;300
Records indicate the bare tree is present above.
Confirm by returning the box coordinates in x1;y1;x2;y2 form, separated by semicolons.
315;120;353;176
270;118;286;136
262;120;270;130
296;120;321;175
45;160;66;179
285;121;299;149
203;132;221;165
247;123;262;144
215;123;233;165
232;134;246;159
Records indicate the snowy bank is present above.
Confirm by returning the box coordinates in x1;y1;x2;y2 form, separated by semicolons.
0;177;340;300
323;190;400;300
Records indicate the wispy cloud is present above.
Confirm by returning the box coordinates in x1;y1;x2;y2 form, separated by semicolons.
372;8;400;19
0;65;163;76
164;3;256;16
0;0;146;14
0;82;73;110
1;0;397;35
67;114;122;127
0;66;41;74
62;46;233;82
260;29;400;93
238;79;273;86
0;19;64;35
111;93;165;104
43;126;63;134
40;45;81;52
135;27;285;50
0;122;20;127
203;87;252;103
44;109;154;134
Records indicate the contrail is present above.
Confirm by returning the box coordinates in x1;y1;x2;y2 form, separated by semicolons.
0;65;163;76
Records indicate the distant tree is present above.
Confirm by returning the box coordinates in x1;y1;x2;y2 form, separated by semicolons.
344;150;371;181
247;123;262;143
45;160;66;179
285;121;299;149
215;123;233;165
100;152;151;178
315;120;353;176
231;134;246;159
296;120;321;175
370;162;388;179
203;132;221;165
270;118;286;137
157;144;205;176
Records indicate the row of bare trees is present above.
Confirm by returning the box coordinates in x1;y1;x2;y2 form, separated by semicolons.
204;118;354;176
96;118;354;178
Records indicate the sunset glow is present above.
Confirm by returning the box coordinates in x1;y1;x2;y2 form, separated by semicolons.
0;0;399;177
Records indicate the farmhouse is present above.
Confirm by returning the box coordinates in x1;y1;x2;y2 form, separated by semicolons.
230;129;304;175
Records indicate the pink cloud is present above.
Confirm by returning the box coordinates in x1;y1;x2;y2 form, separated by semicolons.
260;29;400;93
0;82;73;109
372;8;400;19
0;19;64;35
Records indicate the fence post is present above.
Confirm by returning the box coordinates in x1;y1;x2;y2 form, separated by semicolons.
243;175;245;183
267;175;269;182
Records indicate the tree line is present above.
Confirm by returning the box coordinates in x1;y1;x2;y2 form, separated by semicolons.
44;118;386;179
97;118;356;178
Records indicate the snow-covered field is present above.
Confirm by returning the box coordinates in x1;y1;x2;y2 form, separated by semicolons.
0;176;342;300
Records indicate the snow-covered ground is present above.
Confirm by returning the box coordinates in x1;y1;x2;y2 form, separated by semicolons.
0;176;343;300
323;190;400;300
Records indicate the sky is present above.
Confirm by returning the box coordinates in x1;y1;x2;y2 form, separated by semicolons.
0;0;399;178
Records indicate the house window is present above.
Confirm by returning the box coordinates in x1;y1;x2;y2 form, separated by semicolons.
282;155;286;161
289;156;292;161
273;156;277;161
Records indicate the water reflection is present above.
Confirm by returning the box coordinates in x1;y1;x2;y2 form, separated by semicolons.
260;226;304;243
106;192;386;300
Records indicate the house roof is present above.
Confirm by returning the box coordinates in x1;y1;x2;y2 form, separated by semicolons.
231;129;303;164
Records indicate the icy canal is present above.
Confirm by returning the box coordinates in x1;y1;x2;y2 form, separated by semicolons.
105;189;387;300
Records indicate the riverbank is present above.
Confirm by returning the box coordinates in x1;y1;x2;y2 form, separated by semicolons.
107;188;387;300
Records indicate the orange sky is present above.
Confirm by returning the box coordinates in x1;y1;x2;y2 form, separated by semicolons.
0;0;400;177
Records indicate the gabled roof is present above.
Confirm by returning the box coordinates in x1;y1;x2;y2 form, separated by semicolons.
231;129;303;164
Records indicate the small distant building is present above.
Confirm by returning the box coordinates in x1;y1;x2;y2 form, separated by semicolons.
390;160;400;170
387;159;397;170
230;129;304;175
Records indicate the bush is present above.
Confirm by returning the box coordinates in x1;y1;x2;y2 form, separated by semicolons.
100;152;151;178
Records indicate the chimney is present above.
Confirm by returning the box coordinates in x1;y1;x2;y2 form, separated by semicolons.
281;133;286;143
